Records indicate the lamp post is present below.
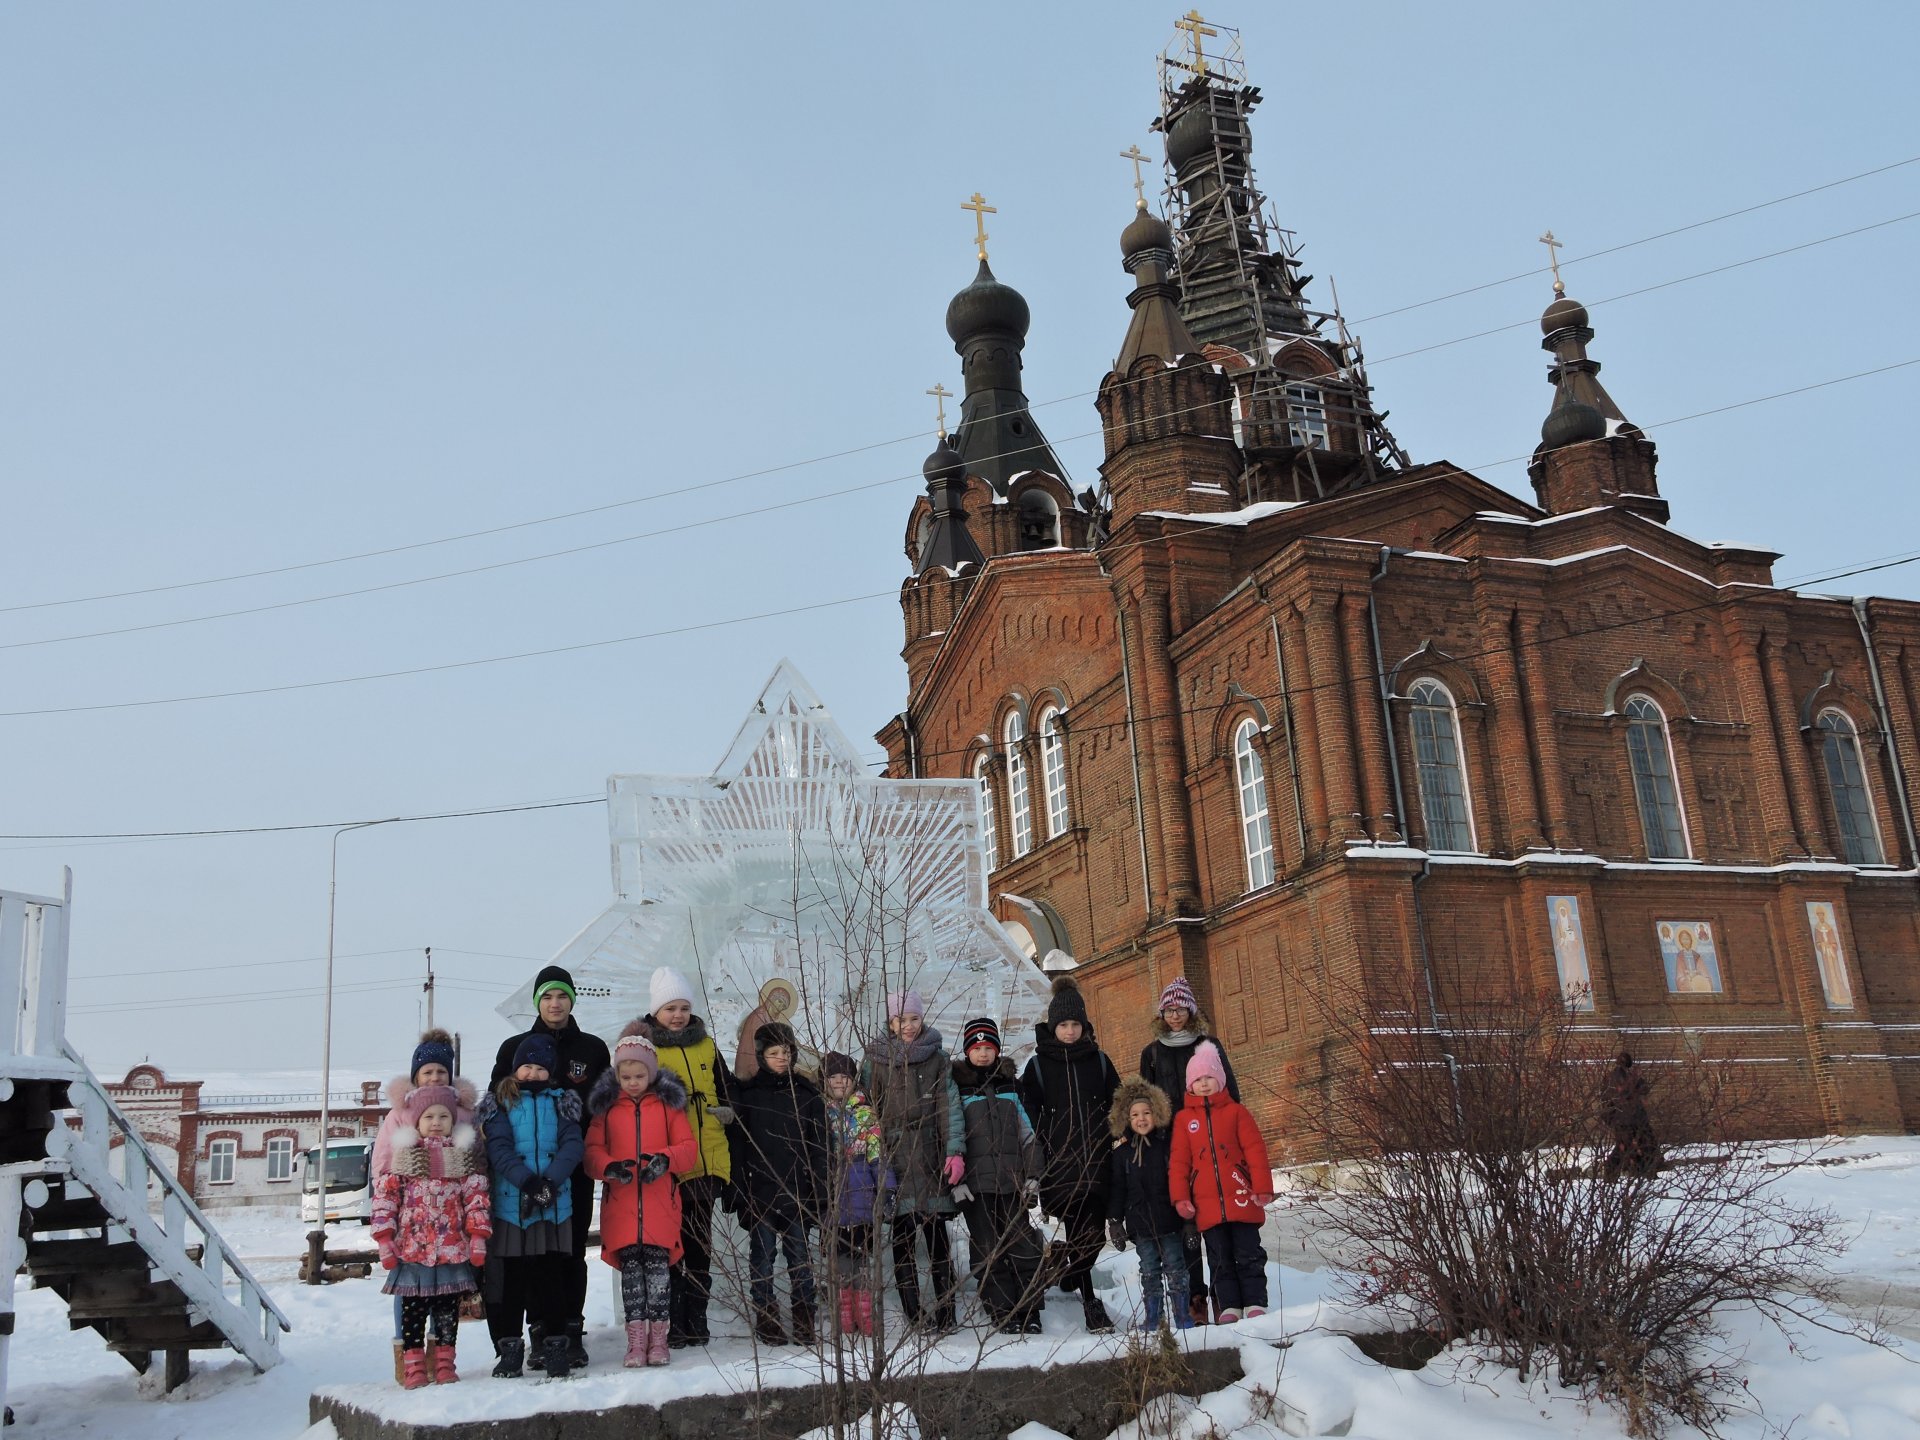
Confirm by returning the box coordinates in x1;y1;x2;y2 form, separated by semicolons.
305;817;403;1285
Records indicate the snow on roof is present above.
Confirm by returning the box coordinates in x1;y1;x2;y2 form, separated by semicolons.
1492;544;1723;589
1140;499;1304;525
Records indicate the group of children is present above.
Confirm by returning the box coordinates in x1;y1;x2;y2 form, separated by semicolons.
367;968;1274;1388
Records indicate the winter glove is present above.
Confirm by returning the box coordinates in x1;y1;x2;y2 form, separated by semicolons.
639;1153;672;1183
942;1155;966;1186
1254;1192;1276;1208
706;1103;736;1125
1174;1200;1197;1220
602;1159;636;1186
1106;1219;1127;1250
469;1239;487;1267
378;1242;398;1271
717;1182;739;1217
950;1182;975;1206
1022;1178;1041;1204
524;1179;556;1210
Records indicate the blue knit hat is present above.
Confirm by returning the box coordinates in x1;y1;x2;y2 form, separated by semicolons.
410;1030;455;1082
512;1033;558;1074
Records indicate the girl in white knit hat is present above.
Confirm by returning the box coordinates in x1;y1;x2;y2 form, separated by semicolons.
641;966;736;1347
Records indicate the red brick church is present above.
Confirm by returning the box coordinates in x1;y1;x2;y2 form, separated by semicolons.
878;25;1920;1148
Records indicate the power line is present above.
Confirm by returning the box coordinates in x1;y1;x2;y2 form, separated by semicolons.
0;794;604;841
5;157;1912;624
73;947;419;982
0;354;1907;728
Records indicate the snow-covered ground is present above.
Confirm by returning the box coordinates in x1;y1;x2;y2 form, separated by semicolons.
9;1137;1920;1439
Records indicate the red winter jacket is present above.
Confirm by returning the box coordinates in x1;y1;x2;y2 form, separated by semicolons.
585;1072;698;1265
1169;1091;1271;1231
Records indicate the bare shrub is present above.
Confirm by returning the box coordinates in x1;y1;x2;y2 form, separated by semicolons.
1298;975;1859;1437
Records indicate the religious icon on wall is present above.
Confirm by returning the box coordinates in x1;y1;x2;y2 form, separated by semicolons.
1806;901;1853;1010
1547;895;1595;1011
1656;920;1724;995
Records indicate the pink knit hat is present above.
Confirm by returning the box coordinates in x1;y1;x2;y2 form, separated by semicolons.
1185;1042;1227;1093
399;1083;461;1129
612;1020;660;1083
887;990;924;1021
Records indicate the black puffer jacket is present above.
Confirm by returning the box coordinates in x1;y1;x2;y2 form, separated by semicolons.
951;1056;1034;1196
1019;1023;1119;1207
1138;1017;1240;1105
1105;1077;1182;1241
727;1067;828;1225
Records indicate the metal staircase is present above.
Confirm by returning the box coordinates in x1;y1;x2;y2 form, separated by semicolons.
0;875;289;1415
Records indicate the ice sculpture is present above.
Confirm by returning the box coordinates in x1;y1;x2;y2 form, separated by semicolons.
499;662;1052;1068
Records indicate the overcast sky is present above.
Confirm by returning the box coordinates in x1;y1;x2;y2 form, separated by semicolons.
3;3;1915;1081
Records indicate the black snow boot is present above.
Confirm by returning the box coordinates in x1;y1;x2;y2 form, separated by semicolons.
564;1324;588;1370
791;1302;816;1347
541;1335;572;1380
1080;1281;1114;1334
490;1338;525;1379
753;1308;789;1347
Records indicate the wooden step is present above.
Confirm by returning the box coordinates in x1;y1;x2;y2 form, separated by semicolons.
100;1317;224;1351
61;1272;188;1322
25;1239;151;1277
26;1194;109;1233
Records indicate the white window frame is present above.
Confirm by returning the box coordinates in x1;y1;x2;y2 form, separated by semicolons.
265;1135;295;1183
208;1138;237;1186
1005;711;1033;859
1816;708;1885;866
1285;383;1329;449
1407;679;1477;853
1233;718;1276;891
1624;694;1691;859
974;754;999;874
1038;706;1070;839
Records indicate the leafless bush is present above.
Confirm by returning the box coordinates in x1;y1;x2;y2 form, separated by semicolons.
1298;975;1859;1437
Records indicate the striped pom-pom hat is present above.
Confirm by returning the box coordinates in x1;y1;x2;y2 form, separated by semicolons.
1157;976;1198;1017
962;1017;1001;1054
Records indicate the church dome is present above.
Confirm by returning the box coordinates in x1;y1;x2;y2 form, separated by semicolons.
1541;295;1589;335
923;436;964;483
945;259;1031;343
1165;102;1247;171
1541;398;1606;449
1121;205;1174;261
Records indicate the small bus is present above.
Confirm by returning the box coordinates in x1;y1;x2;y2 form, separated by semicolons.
299;1138;375;1225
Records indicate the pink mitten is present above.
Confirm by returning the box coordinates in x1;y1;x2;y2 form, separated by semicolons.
469;1239;487;1267
942;1155;966;1186
1254;1192;1276;1208
379;1243;398;1271
1174;1200;1197;1220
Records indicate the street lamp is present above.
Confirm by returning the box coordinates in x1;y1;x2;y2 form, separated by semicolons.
305;817;403;1285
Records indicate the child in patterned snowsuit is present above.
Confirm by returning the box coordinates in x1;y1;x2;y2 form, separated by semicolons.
373;1083;491;1388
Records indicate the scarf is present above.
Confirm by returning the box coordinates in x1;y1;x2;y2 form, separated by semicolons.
1157;1028;1199;1049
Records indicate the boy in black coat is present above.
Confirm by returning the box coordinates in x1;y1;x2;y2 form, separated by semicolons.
728;1022;827;1346
1105;1078;1191;1331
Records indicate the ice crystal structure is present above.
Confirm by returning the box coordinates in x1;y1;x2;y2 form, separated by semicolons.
501;662;1051;1064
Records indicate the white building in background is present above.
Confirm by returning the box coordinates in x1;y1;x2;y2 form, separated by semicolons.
100;1064;383;1210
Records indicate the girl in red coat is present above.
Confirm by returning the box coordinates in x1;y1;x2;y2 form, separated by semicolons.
585;1025;698;1368
1168;1042;1274;1323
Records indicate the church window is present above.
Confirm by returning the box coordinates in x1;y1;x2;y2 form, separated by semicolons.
1005;712;1033;859
975;754;999;873
1817;710;1884;865
1017;490;1060;550
1286;383;1328;449
207;1138;236;1185
1039;707;1070;838
1233;719;1275;890
1624;695;1690;859
1408;680;1475;852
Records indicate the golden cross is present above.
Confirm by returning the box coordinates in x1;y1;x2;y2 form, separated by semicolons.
1120;145;1150;207
926;382;953;439
1175;9;1218;75
961;192;996;261
1539;229;1566;296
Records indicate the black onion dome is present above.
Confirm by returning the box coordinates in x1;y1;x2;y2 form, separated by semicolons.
1541;398;1606;449
1121;205;1174;260
945;259;1031;343
1541;295;1590;335
922;436;964;482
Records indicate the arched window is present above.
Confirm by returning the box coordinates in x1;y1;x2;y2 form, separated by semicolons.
1038;707;1070;839
974;754;999;873
1233;718;1275;890
1816;710;1884;865
1624;695;1690;859
1408;680;1475;853
1017;490;1060;550
1004;711;1033;860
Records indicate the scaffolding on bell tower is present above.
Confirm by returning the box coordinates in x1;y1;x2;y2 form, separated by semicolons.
1153;14;1408;499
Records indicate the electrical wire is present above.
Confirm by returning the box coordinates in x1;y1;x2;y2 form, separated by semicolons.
0;354;1908;727
5;155;1913;623
0;794;604;841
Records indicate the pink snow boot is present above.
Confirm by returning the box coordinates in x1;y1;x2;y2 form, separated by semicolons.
647;1320;671;1366
433;1344;459;1384
401;1348;430;1390
623;1320;648;1368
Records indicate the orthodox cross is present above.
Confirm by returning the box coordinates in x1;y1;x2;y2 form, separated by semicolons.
962;192;996;262
1175;9;1218;75
1539;228;1566;296
1120;144;1150;207
925;382;952;440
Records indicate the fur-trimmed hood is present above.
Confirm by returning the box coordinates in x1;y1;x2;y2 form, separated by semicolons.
647;1014;710;1049
385;1073;478;1113
388;1123;481;1178
951;1054;1020;1096
475;1082;582;1126
1108;1076;1173;1139
1148;1012;1212;1043
586;1065;689;1118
